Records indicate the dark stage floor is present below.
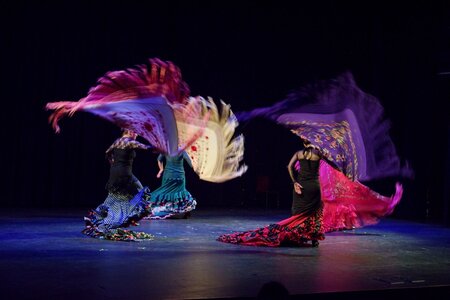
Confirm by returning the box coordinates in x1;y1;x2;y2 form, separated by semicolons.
1;208;449;300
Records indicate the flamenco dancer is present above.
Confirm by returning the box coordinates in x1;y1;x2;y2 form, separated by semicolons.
148;151;196;219
147;95;248;219
82;129;153;241
218;72;411;247
218;140;325;247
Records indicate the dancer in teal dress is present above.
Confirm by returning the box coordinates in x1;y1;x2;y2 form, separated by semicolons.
149;151;197;219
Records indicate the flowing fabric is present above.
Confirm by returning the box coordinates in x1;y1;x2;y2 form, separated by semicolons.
58;96;208;156
46;58;189;133
45;58;200;155
218;72;408;246
46;58;247;182
78;97;181;154
217;209;324;247
237;72;413;181
319;160;403;232
177;97;248;183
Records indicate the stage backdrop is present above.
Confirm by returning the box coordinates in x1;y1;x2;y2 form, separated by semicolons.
1;1;448;225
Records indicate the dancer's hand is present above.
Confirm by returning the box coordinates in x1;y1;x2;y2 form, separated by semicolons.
157;169;163;178
294;182;303;194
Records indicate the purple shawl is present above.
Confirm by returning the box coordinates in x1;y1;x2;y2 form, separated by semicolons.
237;72;413;181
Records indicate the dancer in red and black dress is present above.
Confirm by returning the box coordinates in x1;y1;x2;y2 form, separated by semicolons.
218;72;409;247
218;143;324;247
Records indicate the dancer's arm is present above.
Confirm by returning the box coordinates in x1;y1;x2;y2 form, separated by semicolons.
157;154;164;178
105;139;120;164
105;147;114;164
287;151;300;183
128;140;151;150
287;151;303;194
182;151;193;169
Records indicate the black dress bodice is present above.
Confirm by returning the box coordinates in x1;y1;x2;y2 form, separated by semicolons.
110;148;136;175
291;159;322;216
106;148;141;196
297;159;320;181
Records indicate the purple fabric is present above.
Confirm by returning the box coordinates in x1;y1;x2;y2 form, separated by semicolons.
237;72;413;181
278;110;365;180
82;97;180;156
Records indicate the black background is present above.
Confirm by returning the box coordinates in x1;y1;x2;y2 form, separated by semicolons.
1;0;449;224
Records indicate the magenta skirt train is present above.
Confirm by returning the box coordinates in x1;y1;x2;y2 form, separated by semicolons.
319;160;402;232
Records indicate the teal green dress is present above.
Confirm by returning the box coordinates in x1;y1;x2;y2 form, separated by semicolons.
149;151;197;219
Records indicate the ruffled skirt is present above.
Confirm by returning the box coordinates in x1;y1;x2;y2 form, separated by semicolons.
217;208;324;247
148;178;197;219
82;187;154;241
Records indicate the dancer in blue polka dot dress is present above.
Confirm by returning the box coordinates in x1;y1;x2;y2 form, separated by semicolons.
82;129;154;241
